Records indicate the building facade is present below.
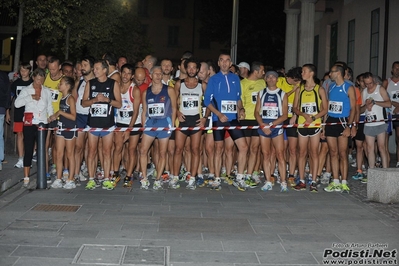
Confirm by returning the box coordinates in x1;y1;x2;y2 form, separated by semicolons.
284;0;399;80
134;0;226;63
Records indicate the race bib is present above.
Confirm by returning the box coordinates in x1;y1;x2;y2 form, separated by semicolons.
119;110;133;118
392;90;399;101
251;92;258;104
51;89;60;102
221;100;237;113
365;112;377;123
288;103;293;116
262;103;278;119
91;103;109;117
148;103;165;117
182;96;199;110
328;101;343;114
301;102;317;115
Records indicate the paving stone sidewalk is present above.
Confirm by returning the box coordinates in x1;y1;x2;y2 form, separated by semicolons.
0;158;398;266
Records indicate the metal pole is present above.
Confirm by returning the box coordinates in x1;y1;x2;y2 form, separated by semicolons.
13;3;24;73
230;0;239;63
37;123;47;189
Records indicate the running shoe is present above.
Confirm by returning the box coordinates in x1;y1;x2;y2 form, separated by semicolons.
351;172;364;180
261;182;273;191
196;176;205;187
223;175;234;185
280;182;289;192
169;176;180;189
244;175;258;188
93;177;102;187
293;182;306;191
112;173;121;185
123;176;132;187
63;180;76;189
50;164;57;176
341;183;350;193
324;182;341;192
396;162;399;168
233;178;247;192
140;179;150;190
23;177;29;188
51;179;63;189
161;171;170;183
220;167;227;178
287;176;296;187
32;153;37;162
209;177;222;190
62;169;69;182
85;179;96;190
309;182;318;193
360;177;367;184
252;171;261;184
14;159;23;169
320;172;331;184
152;180;163;190
102;180;114;190
186;176;196;190
133;170;141;180
74;175;81;186
46;173;52;184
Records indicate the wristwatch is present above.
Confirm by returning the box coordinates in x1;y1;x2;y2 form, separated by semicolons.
269;122;274;127
311;115;316;121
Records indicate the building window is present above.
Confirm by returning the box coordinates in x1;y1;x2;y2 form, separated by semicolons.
370;8;379;74
347;19;355;71
314;35;319;67
164;0;186;18
138;0;148;17
168;26;179;47
329;22;338;68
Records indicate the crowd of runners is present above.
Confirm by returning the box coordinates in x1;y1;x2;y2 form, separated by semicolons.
7;51;399;193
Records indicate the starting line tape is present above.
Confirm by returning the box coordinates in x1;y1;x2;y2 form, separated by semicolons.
38;117;397;132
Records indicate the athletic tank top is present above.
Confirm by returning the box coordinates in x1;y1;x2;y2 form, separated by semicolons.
179;80;203;116
362;85;386;127
146;84;171;120
386;78;399;111
298;84;322;128
327;81;351;118
87;78;116;128
76;79;90;115
44;73;63;113
258;87;285;125
58;94;76;129
116;83;135;125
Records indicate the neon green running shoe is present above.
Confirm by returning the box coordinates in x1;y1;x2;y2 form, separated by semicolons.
323;182;341;192
341;183;350;193
102;180;114;190
85;179;96;190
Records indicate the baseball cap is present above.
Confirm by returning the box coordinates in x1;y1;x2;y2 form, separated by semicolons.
237;62;250;71
265;70;279;78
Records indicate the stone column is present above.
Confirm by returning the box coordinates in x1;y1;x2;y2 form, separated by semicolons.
298;0;317;66
284;8;300;70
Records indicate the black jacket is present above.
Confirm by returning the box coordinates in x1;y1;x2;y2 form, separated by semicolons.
0;71;11;109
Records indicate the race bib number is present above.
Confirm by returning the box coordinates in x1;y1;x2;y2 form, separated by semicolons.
148;103;165;117
392;90;399;101
51;89;60;102
91;103;108;117
119;111;133;118
365;112;377;123
328;101;343;114
288;103;293;116
221;100;237;113
182;96;199;110
262;103;279;119
252;92;258;104
301;102;317;115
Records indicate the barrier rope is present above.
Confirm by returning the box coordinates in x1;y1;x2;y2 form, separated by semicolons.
42;117;396;132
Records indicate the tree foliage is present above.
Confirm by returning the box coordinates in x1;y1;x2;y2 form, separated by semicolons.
1;0;151;61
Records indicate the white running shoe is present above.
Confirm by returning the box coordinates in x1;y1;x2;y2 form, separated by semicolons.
14;159;23;169
51;179;63;189
63;180;76;189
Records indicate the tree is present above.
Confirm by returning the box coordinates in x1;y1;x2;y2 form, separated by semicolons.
1;0;151;62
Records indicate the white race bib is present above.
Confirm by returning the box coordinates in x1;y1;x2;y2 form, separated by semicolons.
91;103;109;117
262;103;278;119
328;101;343;114
251;92;258;104
148;103;165;117
182;96;199;110
221;100;237;114
301;102;317;115
51;89;60;102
